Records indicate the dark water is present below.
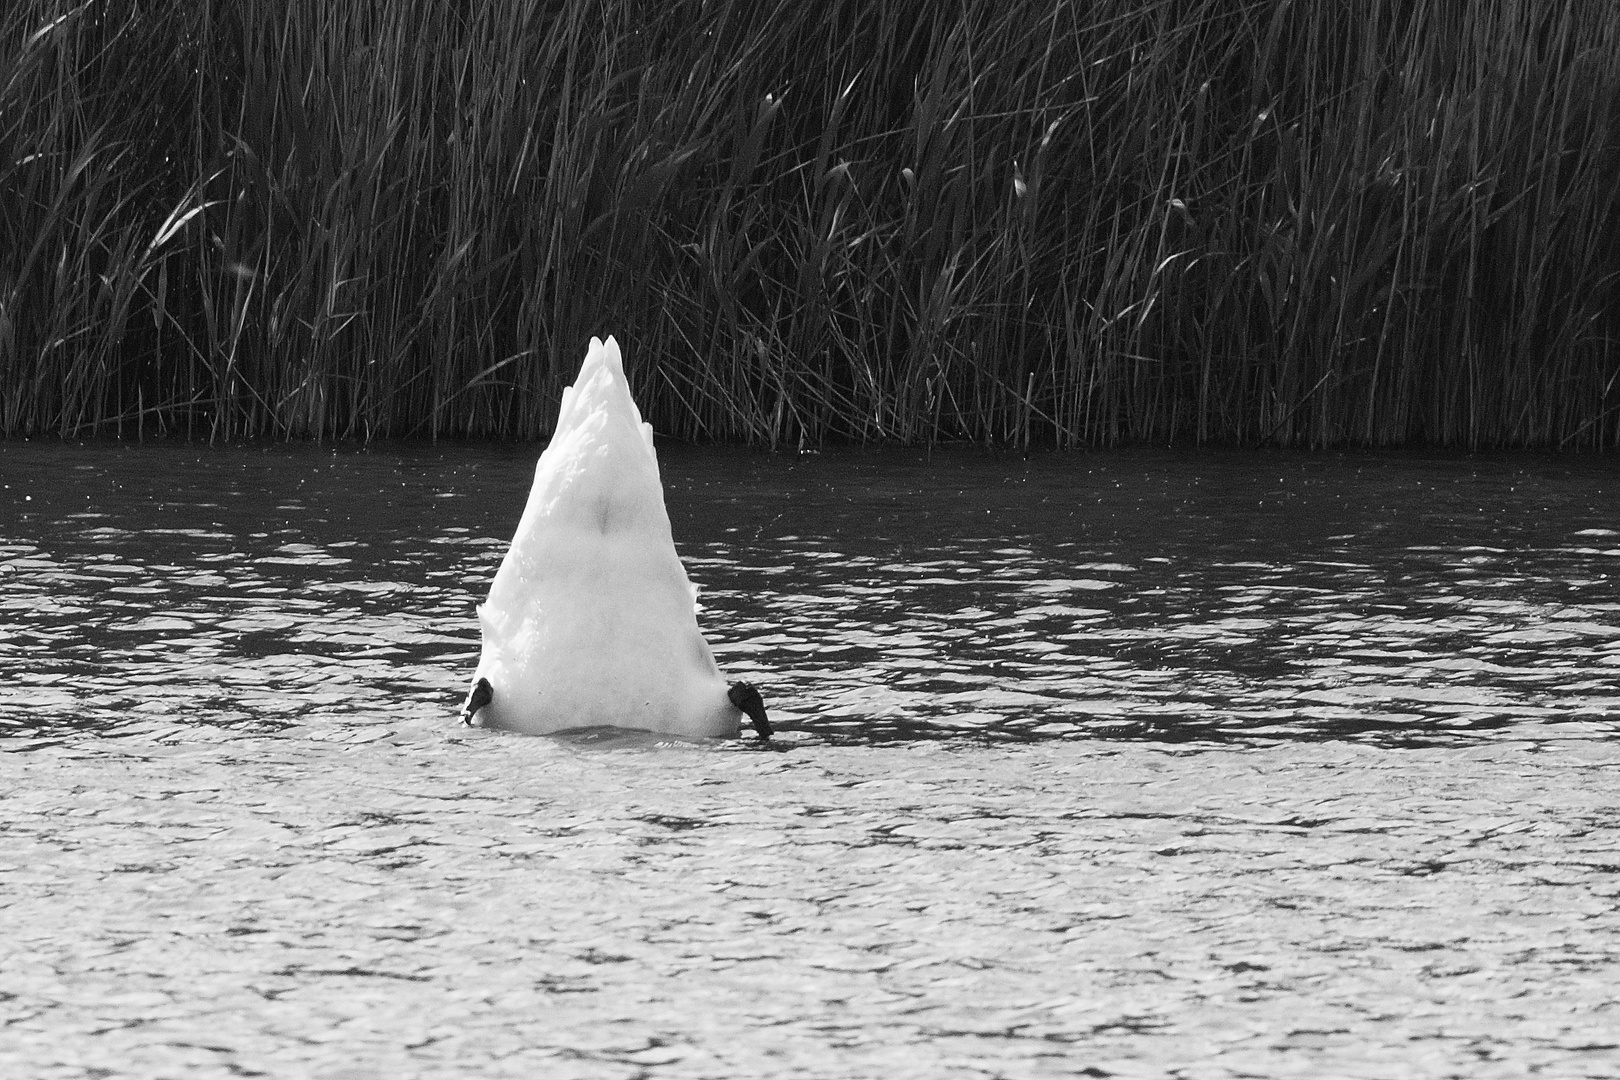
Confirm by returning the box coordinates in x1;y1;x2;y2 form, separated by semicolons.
2;441;1618;1078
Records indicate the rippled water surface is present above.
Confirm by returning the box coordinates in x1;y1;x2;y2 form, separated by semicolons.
3;441;1619;1078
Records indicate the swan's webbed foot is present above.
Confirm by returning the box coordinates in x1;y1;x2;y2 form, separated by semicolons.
728;681;771;741
461;677;493;726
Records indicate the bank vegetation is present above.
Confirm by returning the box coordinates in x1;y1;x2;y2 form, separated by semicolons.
3;0;1618;447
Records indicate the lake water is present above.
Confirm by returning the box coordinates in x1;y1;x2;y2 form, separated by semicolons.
2;441;1619;1079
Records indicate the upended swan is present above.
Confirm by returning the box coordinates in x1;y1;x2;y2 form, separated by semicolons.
459;335;770;741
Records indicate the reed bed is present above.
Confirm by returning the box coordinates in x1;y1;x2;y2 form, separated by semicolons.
3;0;1618;447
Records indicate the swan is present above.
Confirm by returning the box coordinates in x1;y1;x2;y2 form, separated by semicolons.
459;335;770;740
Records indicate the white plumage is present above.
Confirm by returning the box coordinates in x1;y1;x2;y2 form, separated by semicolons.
462;335;762;738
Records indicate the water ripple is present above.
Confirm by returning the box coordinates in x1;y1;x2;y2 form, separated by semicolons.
6;445;1616;746
3;443;1619;1077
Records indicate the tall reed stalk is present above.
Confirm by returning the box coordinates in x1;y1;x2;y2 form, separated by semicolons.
3;0;1617;447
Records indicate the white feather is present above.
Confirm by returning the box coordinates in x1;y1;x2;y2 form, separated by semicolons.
468;336;738;736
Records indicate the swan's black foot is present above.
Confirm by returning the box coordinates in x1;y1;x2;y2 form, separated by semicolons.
728;681;771;741
461;677;493;726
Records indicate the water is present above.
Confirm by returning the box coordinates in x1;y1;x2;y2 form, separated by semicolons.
3;441;1619;1079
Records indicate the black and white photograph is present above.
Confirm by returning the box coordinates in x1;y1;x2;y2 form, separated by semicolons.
3;1;1618;1076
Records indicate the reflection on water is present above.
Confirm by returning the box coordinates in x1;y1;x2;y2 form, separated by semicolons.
2;441;1618;1077
5;443;1616;747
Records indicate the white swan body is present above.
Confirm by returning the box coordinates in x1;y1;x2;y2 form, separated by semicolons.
462;336;765;738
